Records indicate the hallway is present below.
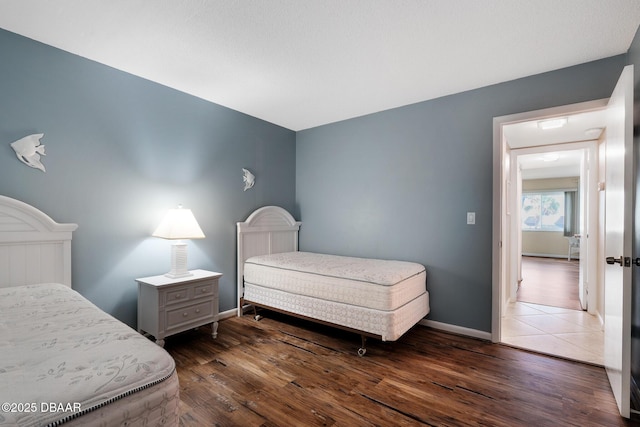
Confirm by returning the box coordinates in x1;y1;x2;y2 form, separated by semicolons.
502;301;603;365
502;256;603;365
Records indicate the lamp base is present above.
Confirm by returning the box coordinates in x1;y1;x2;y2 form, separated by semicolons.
164;271;194;279
165;241;191;279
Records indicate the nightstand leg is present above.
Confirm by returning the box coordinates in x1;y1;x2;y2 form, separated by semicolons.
212;321;219;339
155;339;165;347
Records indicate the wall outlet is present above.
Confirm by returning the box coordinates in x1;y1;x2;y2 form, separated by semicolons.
467;212;476;225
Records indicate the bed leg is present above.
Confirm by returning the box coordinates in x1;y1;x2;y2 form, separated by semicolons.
253;305;262;321
358;336;367;357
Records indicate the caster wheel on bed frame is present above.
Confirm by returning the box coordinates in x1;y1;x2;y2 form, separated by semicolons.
358;335;367;357
254;314;262;321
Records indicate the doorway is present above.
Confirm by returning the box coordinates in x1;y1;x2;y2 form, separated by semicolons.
516;147;583;312
513;145;595;311
502;142;603;364
493;66;634;419
491;99;607;365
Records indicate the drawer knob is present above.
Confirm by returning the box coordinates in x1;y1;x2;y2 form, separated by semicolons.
175;294;182;299
201;289;207;293
195;309;201;313
183;312;188;317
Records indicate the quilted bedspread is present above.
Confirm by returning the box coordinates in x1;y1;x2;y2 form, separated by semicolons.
0;283;176;427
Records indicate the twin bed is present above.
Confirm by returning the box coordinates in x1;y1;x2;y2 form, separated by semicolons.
237;206;430;356
0;196;179;427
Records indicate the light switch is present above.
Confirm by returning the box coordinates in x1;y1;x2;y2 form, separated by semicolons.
467;212;476;225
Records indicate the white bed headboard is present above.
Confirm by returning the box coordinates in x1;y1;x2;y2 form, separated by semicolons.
0;195;78;288
237;206;301;316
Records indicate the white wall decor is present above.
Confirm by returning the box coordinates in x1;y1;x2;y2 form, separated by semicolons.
10;133;46;172
242;168;255;191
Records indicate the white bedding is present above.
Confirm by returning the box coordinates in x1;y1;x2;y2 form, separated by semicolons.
244;251;427;311
0;283;179;427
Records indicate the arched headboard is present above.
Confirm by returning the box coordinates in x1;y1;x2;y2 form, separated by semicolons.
237;206;301;316
0;195;78;288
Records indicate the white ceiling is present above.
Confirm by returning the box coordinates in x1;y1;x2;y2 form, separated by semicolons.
504;110;606;150
0;1;639;131
504;107;607;180
518;149;585;180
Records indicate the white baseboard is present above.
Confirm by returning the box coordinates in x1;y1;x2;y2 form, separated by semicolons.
522;252;570;259
228;306;491;341
597;311;604;329
420;319;492;341
219;307;238;321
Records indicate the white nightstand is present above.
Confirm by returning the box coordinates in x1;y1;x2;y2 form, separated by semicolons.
136;269;222;346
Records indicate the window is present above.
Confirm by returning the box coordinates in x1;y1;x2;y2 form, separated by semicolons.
521;192;565;232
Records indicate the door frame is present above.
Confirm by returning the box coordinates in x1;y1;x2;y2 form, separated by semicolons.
492;98;608;342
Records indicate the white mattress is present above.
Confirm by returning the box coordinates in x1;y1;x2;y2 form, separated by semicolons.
0;283;179;427
61;371;180;427
244;282;429;341
244;251;427;311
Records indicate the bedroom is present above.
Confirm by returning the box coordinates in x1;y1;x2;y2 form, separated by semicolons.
1;1;640;425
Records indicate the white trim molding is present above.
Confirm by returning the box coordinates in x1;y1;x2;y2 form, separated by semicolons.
420;319;492;341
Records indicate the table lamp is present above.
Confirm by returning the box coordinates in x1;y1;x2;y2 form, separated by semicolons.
153;205;205;278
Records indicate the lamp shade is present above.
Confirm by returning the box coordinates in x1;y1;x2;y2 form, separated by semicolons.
152;207;205;240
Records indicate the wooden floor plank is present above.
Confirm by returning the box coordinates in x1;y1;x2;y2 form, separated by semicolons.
165;312;638;427
518;256;580;310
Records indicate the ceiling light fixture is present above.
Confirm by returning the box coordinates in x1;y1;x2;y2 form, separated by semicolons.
537;117;568;130
541;153;560;162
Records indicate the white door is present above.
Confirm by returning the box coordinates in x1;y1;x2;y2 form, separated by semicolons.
604;64;633;418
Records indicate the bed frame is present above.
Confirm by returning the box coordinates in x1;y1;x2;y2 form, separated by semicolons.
0;195;77;288
237;206;429;356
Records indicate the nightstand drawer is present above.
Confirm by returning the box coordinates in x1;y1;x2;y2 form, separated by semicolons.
166;300;214;329
165;287;191;305
193;282;215;299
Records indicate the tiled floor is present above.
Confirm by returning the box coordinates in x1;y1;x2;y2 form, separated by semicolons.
501;301;604;365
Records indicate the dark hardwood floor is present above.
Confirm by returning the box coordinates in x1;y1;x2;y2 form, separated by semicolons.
517;256;581;310
165;312;638;426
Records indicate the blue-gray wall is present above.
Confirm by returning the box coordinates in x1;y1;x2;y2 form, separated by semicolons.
0;29;296;327
296;55;628;332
